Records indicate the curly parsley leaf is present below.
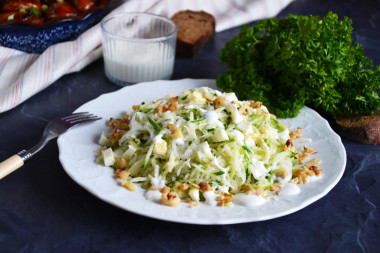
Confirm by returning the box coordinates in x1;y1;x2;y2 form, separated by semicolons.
217;12;380;118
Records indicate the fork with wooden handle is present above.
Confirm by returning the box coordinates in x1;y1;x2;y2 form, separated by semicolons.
0;112;101;180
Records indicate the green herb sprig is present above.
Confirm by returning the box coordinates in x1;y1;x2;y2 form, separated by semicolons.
217;12;380;118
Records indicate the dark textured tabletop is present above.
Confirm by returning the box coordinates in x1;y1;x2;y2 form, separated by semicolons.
0;0;379;252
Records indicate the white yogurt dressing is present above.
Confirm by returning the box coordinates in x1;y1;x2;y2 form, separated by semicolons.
307;175;322;182
145;190;162;202
218;186;230;193
149;165;166;188
203;191;218;206
280;183;301;195
233;193;268;207
150;176;165;188
203;111;224;128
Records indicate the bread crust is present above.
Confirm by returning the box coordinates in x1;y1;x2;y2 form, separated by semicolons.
171;10;215;57
335;111;380;145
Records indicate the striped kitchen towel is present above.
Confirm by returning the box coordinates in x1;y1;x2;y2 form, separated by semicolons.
0;0;293;113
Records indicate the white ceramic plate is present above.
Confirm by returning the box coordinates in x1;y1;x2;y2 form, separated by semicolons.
58;79;346;225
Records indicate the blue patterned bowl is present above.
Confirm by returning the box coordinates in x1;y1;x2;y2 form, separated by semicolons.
0;2;109;54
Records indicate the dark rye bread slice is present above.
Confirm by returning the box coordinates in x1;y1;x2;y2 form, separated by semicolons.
171;10;215;57
335;111;380;145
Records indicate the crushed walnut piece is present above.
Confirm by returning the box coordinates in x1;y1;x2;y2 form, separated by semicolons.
306;158;322;168
283;139;294;151
121;181;135;191
160;186;170;194
311;165;323;176
109;128;124;147
270;183;283;195
294;168;309;184
292;157;323;184
304;146;315;153
177;183;189;191
255;186;264;196
216;192;233;207
213;97;225;109
95;146;107;155
239;184;252;192
297;145;317;163
199;181;213;192
298;152;310;164
115;170;135;191
276;171;288;179
107;114;130;131
190;201;200;208
238;104;253;115
202;92;213;102
157;96;179;113
176;183;190;197
289;177;299;184
239;185;265;197
115;169;129;181
294;144;317;164
250;101;262;108
162;192;180;207
115;157;127;170
107;114;130;146
289;127;303;139
167;123;181;139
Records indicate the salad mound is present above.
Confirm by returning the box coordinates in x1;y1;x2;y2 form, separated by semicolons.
96;87;322;207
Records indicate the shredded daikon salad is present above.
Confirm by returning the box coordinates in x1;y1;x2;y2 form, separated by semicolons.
96;87;322;207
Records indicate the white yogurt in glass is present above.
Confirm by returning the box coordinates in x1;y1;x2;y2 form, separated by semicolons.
104;42;175;84
101;13;177;86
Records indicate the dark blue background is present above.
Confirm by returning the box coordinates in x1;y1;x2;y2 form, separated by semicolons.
0;0;379;252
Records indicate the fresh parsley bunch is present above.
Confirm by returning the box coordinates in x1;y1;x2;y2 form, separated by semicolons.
217;12;380;118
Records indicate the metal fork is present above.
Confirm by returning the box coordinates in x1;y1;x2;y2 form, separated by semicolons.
0;112;101;180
